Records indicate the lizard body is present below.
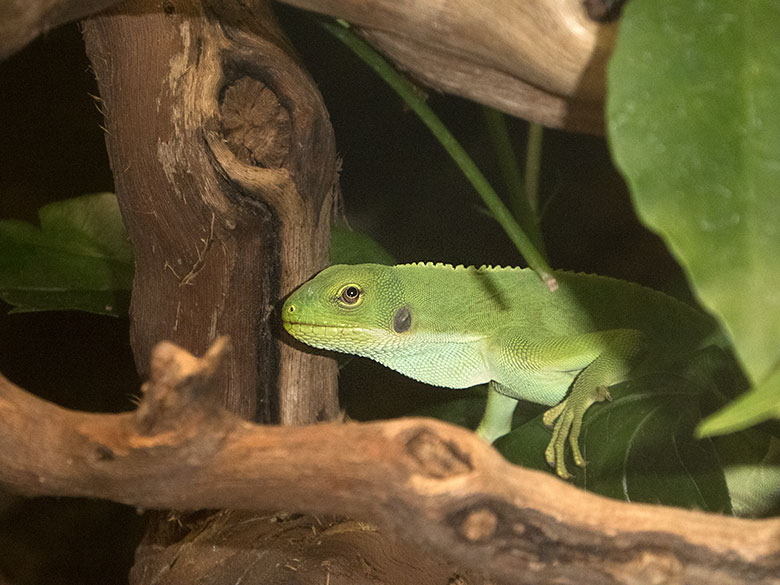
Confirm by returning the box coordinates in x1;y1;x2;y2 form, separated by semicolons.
282;262;719;477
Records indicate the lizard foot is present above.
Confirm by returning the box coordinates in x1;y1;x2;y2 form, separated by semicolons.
542;385;612;479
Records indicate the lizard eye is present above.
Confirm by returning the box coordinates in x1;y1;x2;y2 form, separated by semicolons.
338;284;362;306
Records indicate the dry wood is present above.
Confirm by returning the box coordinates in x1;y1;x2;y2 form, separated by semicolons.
130;511;483;585
279;0;616;133
0;0;122;61
1;0;615;133
77;2;345;582
81;0;340;424
1;339;779;585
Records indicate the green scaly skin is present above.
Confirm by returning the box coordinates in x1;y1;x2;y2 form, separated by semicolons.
282;262;718;478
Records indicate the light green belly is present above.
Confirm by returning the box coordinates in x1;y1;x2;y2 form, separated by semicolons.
367;336;578;406
491;367;576;406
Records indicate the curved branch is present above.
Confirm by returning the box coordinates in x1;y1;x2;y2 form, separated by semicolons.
281;0;616;133
1;0;613;133
1;339;778;585
0;0;123;61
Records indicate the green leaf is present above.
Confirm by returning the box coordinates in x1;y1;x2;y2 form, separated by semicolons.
329;225;395;265
716;429;780;517
607;0;780;431
495;371;732;513
413;350;780;514
699;367;780;436
0;193;133;317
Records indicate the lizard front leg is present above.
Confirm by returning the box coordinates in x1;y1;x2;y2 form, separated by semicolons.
542;329;646;478
476;382;518;442
492;327;645;479
543;383;612;479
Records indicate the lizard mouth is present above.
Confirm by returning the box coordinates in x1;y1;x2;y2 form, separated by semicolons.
283;319;354;329
282;320;378;353
283;319;370;335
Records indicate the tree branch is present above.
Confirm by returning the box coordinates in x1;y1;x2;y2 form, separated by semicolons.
81;0;340;425
1;0;614;133
280;0;615;133
0;0;123;61
2;339;779;585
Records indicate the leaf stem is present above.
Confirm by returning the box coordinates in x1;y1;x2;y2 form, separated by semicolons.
524;121;543;215
322;19;556;291
482;107;545;255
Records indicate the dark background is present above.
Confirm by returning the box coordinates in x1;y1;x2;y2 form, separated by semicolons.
0;6;682;584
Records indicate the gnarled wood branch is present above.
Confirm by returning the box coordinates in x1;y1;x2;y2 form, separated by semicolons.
1;339;779;585
0;0;122;61
1;0;615;133
275;0;616;133
81;0;340;425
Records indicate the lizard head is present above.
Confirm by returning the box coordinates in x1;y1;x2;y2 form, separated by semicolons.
282;263;410;357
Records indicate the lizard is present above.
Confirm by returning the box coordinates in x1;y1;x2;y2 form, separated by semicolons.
281;262;720;478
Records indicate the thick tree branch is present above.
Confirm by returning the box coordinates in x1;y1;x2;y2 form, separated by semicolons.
2;0;614;133
279;0;615;133
81;0;340;425
0;0;122;61
1;339;779;585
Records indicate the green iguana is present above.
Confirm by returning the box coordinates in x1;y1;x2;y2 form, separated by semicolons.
282;262;719;478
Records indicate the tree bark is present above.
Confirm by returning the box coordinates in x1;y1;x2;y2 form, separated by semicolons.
81;0;339;424
79;2;349;583
1;0;615;133
265;0;616;133
1;339;779;585
0;0;121;61
130;511;480;585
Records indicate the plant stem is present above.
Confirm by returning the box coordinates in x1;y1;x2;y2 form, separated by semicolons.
524;121;544;214
482;107;545;255
322;19;556;291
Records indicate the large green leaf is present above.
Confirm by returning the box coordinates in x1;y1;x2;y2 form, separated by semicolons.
716;428;780;517
607;0;780;432
411;348;780;515
495;372;731;513
699;367;780;436
0;193;133;317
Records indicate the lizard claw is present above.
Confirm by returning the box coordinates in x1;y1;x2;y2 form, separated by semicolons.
542;385;611;479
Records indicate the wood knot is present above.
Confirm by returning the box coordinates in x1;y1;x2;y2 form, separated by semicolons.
406;429;472;478
93;444;115;461
220;77;291;168
459;507;498;542
583;0;625;21
613;552;684;585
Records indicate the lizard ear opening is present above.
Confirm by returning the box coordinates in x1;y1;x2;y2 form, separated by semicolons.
393;306;412;333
